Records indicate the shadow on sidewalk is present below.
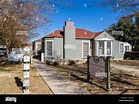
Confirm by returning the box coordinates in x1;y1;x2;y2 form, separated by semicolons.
14;77;23;90
33;55;41;61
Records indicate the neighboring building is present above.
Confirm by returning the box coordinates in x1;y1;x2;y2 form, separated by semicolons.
32;39;42;55
0;45;6;56
124;42;132;52
40;21;128;60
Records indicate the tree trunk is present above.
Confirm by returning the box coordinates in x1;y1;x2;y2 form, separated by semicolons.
5;39;10;58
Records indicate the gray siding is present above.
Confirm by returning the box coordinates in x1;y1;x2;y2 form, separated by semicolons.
53;38;63;59
94;31;115;40
112;40;124;59
63;22;76;59
75;39;91;59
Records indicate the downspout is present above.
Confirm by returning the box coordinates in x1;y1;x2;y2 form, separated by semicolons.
91;33;95;56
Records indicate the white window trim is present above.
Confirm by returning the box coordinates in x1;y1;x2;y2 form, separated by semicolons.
46;40;54;58
82;41;90;58
97;40;113;57
119;42;125;54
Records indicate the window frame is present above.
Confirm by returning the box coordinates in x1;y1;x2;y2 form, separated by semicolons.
97;40;112;56
119;42;125;53
46;40;53;59
82;41;90;58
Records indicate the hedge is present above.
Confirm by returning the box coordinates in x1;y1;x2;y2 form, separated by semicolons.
124;51;139;60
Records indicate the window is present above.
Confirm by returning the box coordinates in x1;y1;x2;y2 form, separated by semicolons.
107;41;111;55
47;41;53;58
82;41;90;58
98;41;104;55
119;42;124;53
97;41;112;56
125;46;129;52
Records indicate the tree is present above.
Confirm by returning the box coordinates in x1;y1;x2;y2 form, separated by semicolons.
100;0;139;16
0;0;73;57
107;16;139;50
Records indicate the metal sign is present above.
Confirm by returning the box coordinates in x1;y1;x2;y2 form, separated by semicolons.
22;63;30;70
89;56;106;79
22;50;31;93
87;56;111;91
23;56;30;62
23;71;30;78
23;80;30;87
24;47;30;52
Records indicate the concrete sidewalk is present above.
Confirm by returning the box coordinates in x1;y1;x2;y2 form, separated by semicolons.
32;58;90;94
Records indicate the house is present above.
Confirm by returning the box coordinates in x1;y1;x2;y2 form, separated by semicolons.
124;42;132;52
40;21;128;60
32;39;42;55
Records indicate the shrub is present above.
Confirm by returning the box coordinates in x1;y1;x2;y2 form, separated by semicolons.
124;51;139;60
67;60;75;66
52;61;59;66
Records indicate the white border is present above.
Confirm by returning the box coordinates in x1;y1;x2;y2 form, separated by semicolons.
82;41;90;58
119;42;125;54
46;40;54;58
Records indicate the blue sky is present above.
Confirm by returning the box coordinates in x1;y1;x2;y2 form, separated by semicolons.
30;0;122;43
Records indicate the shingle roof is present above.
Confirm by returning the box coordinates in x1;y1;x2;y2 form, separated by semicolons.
75;28;95;39
44;28;103;39
23;44;32;46
34;38;42;42
44;30;63;38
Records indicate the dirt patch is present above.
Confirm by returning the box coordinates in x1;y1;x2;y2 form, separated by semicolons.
0;62;53;94
48;60;139;94
111;60;139;69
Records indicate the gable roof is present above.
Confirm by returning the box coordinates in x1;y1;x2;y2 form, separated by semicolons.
75;28;94;39
34;38;42;42
93;31;104;38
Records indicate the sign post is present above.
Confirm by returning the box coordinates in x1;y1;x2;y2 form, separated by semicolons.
87;55;90;82
106;56;111;91
22;46;31;94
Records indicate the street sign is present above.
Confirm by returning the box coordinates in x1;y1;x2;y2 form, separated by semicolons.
23;47;30;52
23;56;30;62
23;80;29;87
23;71;30;78
22;49;31;93
22;63;30;70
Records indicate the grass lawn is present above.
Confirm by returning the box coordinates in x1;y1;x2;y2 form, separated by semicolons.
0;61;53;94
